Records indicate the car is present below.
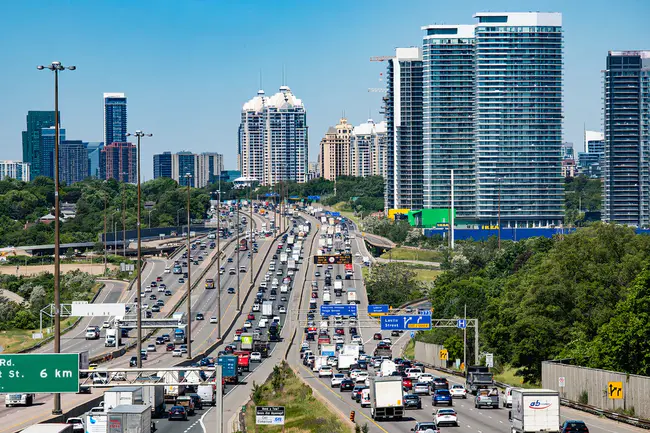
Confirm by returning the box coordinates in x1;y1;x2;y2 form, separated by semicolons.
172;348;183;357
102;321;111;329
314;271;321;277
228;287;236;294
66;417;84;433
419;373;434;384
210;316;218;324
351;385;367;402
373;333;382;340
166;343;175;351
250;352;262;362
151;305;160;312
560;421;589;433
319;366;334;377
330;374;346;387
252;304;260;312
165;290;172;296
433;389;453;406
413;382;430;395
196;313;204;320
403;393;422;409
432;377;449;390
355;372;369;383
434;408;458;427
178;278;185;283
161;334;170;342
349;369;361;379
243;321;252;328
168;405;188;421
412;421;440;432
156;336;165;345
279;305;287;314
449;384;468;398
147;344;156;352
129;356;138;367
180;344;188;354
391;330;401;337
339;379;355;391
382;338;392;345
351;335;362;344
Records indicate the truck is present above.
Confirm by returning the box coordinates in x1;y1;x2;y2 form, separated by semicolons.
240;333;253;350
218;355;239;384
105;329;119;347
368;376;404;420
158;371;186;403
280;253;288;264
78;350;90;377
466;365;494;394
262;301;274;317
333;281;343;291
107;405;152;433
380;360;397;377
337;354;356;371
138;385;165;418
320;344;336;357
287;259;296;271
173;327;187;344
234;351;250;373
341;344;360;359
5;393;35;407
172;312;187;326
373;346;392;358
312;355;328;372
86;413;107;433
347;290;357;304
252;341;270;358
474;387;499;409
509;389;560;433
21;425;73;433
323;292;331;304
104;387;144;412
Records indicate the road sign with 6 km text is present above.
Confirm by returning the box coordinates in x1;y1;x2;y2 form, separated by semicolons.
0;353;79;393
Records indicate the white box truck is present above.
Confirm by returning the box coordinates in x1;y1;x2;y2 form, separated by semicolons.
140;385;165;418
337;354;356;371
333;281;343;291
509;389;560;433
158;371;186;403
86;413;107;433
369;376;404;420
105;329;119;347
104;387;144;412
280;253;288;264
323;292;331;304
347;290;357;304
262;301;274;317
107;405;152;433
380;360;397;377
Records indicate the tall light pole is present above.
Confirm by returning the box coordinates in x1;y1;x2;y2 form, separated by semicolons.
122;174;127;257
236;197;241;311
249;185;254;286
213;190;222;339
185;173;193;358
177;209;182;227
126;130;152;368
37;60;75;416
148;209;156;228
103;192;108;274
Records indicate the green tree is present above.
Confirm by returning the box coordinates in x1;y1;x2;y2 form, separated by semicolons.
365;263;424;305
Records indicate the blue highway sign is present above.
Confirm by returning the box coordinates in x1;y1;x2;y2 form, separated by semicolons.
217;355;238;377
418;309;431;316
368;305;389;316
320;304;358;317
457;319;467;329
381;315;432;330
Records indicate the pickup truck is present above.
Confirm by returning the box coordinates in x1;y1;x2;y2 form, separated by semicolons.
474;388;499;409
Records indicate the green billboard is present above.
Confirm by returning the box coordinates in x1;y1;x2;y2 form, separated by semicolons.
0;353;79;393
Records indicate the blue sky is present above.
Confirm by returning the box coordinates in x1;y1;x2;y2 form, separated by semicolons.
1;0;649;180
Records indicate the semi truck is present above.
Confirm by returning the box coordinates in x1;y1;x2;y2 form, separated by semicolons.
509;389;560;433
369;376;404;420
107;405;152;433
138;384;165;418
105;329;119;347
173;326;187;344
158;371;186;403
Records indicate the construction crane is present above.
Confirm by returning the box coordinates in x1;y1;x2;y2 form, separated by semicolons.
370;56;394;62
368;88;386;93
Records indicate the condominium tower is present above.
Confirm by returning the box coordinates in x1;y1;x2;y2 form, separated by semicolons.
100;142;136;183
319;118;352;181
154;151;224;188
350;119;388;178
385;47;424;210
239;86;308;186
21;111;57;179
0;161;30;182
104;93;127;146
603;51;650;227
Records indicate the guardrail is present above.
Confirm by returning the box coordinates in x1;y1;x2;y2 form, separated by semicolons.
417;362;650;430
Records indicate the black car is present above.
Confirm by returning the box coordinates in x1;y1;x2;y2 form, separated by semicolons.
433;377;449;390
162;334;170;342
560;421;589;433
129;356;138;367
78;385;92;394
168;405;188;421
149;294;157;300
228;257;233;263
228;287;236;294
165;290;172;296
156;336;165;345
272;255;278;259
196;313;204;320
187;393;203;410
339;379;355;391
357;360;368;370
145;311;153;318
391;330;401;337
403;394;422;409
351;386;367;402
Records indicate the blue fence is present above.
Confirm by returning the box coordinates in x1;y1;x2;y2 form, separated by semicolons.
424;227;650;241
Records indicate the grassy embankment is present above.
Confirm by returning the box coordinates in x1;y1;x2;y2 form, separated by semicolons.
380;247;443;262
243;361;350;433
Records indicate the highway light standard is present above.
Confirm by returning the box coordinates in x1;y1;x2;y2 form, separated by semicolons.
213;190;222;340
184;173;193;358
37;60;75;416
125;130;152;368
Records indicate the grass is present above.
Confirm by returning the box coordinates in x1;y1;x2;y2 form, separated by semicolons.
402;339;415;360
0;317;78;352
380;247;443;263
331;202;361;226
244;361;350;433
494;366;540;389
411;268;442;283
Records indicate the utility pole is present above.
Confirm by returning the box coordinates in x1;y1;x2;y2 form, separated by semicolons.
185;173;193;359
122;177;127;257
103;193;108;274
450;169;455;250
125;130;152;368
250;185;254;286
215;190;222;340
236;198;241;311
463;304;467;374
37;60;76;416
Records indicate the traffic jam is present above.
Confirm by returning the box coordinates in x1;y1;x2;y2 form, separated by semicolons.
300;215;465;431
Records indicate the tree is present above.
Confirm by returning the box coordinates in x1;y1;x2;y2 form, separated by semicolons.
365;263;424;305
29;285;47;313
12;309;37;329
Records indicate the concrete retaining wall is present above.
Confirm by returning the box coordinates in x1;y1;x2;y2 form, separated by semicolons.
542;361;650;418
414;341;447;369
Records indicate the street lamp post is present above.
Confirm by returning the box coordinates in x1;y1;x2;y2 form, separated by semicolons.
184;173;193;359
250;185;254;286
177;209;182;227
37;60;75;416
236;198;240;311
125;130;152;368
214;190;222;339
148;209;156;229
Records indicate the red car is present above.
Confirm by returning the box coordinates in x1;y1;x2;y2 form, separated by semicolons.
311;292;318;299
166;343;175;351
235;329;244;335
373;333;382;340
403;378;413;390
156;276;163;282
247;313;255;321
335;328;345;335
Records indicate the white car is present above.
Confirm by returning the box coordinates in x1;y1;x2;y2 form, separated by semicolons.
243;321;252;328
279;306;287;314
102;321;111;328
355;372;369;383
157;287;165;292
210;316;218;324
287;270;294;276
260;282;268;288
450;384;468;399
66;417;84;433
406;368;423;379
252;304;260;312
147;344;156;352
434;408;459;427
382;338;392;345
111;372;126;381
250;352;262;362
330;374;345;387
233;334;241;341
145;287;152;293
349;369;361;379
172;349;182;357
335;299;342;304
351;335;362;344
318;366;333;377
419;373;434;384
265;274;271;282
258;320;267;328
335;336;345;344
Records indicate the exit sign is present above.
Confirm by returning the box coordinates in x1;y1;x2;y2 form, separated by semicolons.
0;354;79;393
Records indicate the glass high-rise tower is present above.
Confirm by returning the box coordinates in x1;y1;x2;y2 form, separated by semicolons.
603;51;650;227
104;93;127;145
22;111;58;179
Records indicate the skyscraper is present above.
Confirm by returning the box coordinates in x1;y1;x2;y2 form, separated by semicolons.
0;161;30;182
104;93;127;146
40;126;66;179
473;12;563;227
603;51;650;227
239;86;308;186
319;118;352;181
422;24;476;217
350;119;388;178
172;151;196;187
153;152;173;179
22;111;57;179
100;142;136;183
195;152;224;187
385;48;424;210
86;142;104;178
59;140;89;185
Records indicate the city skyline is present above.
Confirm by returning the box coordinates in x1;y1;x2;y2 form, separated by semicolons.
1;0;648;180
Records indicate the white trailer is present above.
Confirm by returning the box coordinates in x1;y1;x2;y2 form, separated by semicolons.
103;387;144;412
369;376;404;420
509;389;560;433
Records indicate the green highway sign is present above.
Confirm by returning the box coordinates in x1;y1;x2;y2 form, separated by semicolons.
0;354;79;393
